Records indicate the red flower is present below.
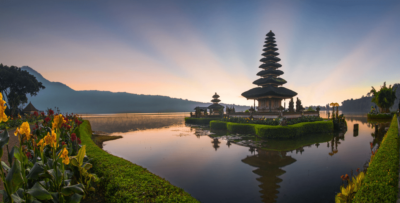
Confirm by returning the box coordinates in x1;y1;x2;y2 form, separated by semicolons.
33;111;39;117
344;174;349;181
356;168;360;173
77;137;81;144
71;133;77;142
26;152;32;159
370;142;373;149
44;117;51;123
62;141;66;145
48;109;54;115
41;112;45;116
340;175;344;180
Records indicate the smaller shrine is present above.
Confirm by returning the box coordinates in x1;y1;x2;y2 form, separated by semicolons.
208;93;224;115
23;102;39;114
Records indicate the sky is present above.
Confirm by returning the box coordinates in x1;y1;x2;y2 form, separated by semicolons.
1;0;400;107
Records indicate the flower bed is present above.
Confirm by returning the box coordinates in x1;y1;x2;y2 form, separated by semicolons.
352;115;399;202
79;120;199;203
210;120;333;139
184;117;221;125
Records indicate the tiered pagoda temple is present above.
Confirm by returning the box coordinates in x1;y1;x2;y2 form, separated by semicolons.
208;92;224;115
242;31;297;112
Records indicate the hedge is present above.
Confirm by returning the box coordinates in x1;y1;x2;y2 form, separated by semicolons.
367;113;394;119
209;120;228;130
353;115;399;203
210;120;333;139
78;120;199;203
227;122;256;134
184;117;220;125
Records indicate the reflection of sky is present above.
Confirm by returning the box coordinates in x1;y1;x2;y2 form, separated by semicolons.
97;113;387;202
1;1;400;106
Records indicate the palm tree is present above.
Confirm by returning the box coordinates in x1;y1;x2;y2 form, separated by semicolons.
370;82;397;113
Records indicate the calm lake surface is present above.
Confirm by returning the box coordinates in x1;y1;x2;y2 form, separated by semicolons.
82;112;388;203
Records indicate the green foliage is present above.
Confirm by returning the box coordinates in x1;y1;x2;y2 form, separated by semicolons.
256;121;333;139
70;146;99;198
306;107;315;112
184;117;220;125
352;116;399;203
209;120;227;130
222;116;322;126
0;114;87;203
210;120;333;139
0;64;45;116
79;120;199;203
244;110;249;113
367;113;394;119
369;82;397;113
227;123;256;134
335;172;365;203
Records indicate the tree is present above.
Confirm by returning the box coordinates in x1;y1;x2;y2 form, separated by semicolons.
369;82;397;113
0;64;45;116
289;98;294;112
296;97;303;112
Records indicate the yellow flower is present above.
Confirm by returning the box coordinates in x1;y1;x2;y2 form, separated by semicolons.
52;114;66;130
59;147;68;158
59;148;70;165
14;127;20;136
62;156;70;165
20;122;31;139
37;139;46;151
0;92;8;123
18;114;21;119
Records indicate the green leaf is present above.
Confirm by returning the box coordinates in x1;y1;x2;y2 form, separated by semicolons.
0;190;11;203
77;145;86;167
26;182;53;200
69;157;79;167
11;192;25;203
1;161;10;172
50;192;59;203
65;193;83;203
61;184;84;196
13;147;22;163
82;163;92;170
8;146;15;166
0;128;9;157
5;159;24;194
26;162;45;180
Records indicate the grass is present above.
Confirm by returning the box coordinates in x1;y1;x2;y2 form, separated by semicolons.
78;120;199;203
352;115;399;203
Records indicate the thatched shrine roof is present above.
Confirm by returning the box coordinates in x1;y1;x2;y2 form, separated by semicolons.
23;102;38;112
208;103;224;109
242;86;297;99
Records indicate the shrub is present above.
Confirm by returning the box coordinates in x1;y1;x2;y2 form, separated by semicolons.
79;120;199;203
352;115;399;203
184;117;220;125
227;122;256;134
367;113;394;119
209;120;227;130
210;120;333;139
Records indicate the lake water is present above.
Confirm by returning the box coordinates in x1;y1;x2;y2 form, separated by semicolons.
81;112;389;203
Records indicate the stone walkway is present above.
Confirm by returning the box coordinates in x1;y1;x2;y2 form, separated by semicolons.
0;127;20;200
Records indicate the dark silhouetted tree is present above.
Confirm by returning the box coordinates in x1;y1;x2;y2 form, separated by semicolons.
0;64;45;115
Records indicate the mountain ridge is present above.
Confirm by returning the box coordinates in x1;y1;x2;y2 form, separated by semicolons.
21;66;250;113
